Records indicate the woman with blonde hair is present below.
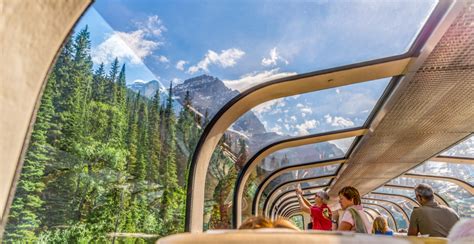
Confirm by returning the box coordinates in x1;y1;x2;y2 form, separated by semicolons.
372;216;393;235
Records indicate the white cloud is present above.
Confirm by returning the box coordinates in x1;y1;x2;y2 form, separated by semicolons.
187;48;245;74
252;98;285;119
261;47;289;67
223;68;297;92
171;77;183;84
324;114;355;127
296;103;304;108
301;107;312;114
158;55;169;63
92;15;166;65
132;79;146;84
176;60;188;71
268;124;284;135
336;88;341;94
295;120;318;136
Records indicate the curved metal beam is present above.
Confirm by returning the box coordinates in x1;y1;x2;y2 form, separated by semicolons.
280;203;301;218
432;156;474;165
236;128;364;223
186;55;413;232
383;184;449;207
364;210;375;221
252;158;345;215
286;210;304;220
365;206;382;218
263;176;334;217
403;173;474;194
363;203;398;231
272;192;318;217
363;197;409;226
368;192;420;207
266;186;329;217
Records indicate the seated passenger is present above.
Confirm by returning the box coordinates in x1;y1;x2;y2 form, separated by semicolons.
408;183;459;237
372;216;393;235
295;185;332;231
337;186;372;233
239;216;300;231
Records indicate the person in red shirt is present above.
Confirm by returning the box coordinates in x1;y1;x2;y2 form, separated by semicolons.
296;185;332;231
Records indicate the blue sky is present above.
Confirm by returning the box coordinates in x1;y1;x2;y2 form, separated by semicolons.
74;0;437;137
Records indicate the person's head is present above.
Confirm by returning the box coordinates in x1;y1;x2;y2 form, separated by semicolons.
414;183;434;205
273;218;301;231
372;216;388;234
338;186;361;210
315;191;330;205
239;216;273;229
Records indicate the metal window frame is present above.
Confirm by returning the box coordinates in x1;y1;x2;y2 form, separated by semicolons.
263;176;334;217
362;198;409;226
362;202;398;231
403;173;474;194
381;184;449;206
252;158;346;215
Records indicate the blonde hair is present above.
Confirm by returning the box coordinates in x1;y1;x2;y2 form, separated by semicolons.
239;216;300;231
372;216;388;234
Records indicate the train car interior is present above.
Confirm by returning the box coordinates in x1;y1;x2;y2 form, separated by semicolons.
1;0;473;243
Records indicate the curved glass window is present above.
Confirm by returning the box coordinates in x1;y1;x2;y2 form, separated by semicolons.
289;215;304;229
273;188;322;210
440;135;474;158
408;161;474;185
362;199;410;231
258;164;340;199
362;204;397;231
370;189;418;216
389;177;474;217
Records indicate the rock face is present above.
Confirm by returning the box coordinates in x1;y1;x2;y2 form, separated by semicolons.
127;75;345;166
128;75;266;136
127;80;161;98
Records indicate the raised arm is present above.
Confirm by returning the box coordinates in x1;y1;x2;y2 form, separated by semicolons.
296;185;311;214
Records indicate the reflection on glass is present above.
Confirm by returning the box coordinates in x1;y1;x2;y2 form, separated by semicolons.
440;135;474;158
409;161;474;185
262;178;332;205
389;177;474;218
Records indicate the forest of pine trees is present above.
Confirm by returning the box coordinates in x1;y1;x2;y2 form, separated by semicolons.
4;25;249;243
3;26;247;243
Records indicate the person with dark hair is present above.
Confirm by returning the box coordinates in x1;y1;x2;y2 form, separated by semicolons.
295;185;332;231
408;183;459;237
337;186;372;233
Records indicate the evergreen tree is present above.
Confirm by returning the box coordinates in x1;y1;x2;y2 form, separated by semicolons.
107;58;120;104
5;74;56;242
116;64;127;110
148;91;161;183
92;63;107;102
